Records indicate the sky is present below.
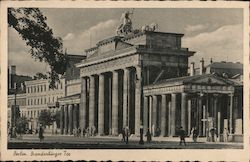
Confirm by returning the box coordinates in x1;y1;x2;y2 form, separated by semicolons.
8;8;243;76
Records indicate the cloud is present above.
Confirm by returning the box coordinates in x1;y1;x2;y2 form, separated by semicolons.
63;19;119;55
183;24;243;65
8;50;48;76
63;33;75;41
8;28;49;76
184;24;208;32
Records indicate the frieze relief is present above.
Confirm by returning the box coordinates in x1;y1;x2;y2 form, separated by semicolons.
144;84;234;96
80;54;139;76
144;85;184;95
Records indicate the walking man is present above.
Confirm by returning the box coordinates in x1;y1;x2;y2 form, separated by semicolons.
125;126;129;144
179;126;186;146
122;127;126;142
38;124;44;142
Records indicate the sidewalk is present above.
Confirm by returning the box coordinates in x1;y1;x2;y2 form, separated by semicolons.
15;134;242;145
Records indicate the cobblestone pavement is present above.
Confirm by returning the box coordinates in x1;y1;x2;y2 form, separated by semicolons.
8;134;243;149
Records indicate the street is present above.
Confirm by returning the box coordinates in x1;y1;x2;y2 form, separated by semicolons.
8;134;243;149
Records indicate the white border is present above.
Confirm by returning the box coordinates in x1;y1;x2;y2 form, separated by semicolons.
0;1;249;161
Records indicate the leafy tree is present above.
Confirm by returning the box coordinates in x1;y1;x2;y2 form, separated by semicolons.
34;72;48;80
38;110;53;127
15;116;28;136
8;8;68;89
51;110;61;129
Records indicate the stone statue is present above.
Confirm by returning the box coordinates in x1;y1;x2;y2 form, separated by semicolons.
116;11;133;36
141;23;158;32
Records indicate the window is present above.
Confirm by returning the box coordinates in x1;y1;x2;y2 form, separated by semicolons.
31;99;33;105
37;86;39;92
44;85;46;91
38;98;39;105
41;85;43;92
34;99;36;105
44;97;46;103
31;111;33;118
52;96;54;102
28;99;29;105
34;111;36;118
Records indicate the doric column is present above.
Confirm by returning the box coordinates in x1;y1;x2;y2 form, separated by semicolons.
198;98;203;136
214;96;218;134
149;96;152;133
68;104;73;134
73;104;77;130
123;68;129;127
80;77;87;131
152;95;157;136
112;71;119;135
181;93;187;131
229;93;234;134
161;94;167;136
98;74;105;135
143;96;149;134
60;105;64;134
64;105;68;134
203;105;206;136
89;75;95;128
168;100;171;136
135;66;142;135
187;99;192;135
170;93;177;136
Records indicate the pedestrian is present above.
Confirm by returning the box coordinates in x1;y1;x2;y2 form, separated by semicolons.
192;127;198;142
82;128;86;137
210;127;215;142
8;127;12;139
122;127;126;142
125;126;129;144
38;124;44;142
146;128;152;143
13;127;17;138
179;126;186;146
78;128;81;138
223;128;229;142
92;126;96;136
86;127;90;137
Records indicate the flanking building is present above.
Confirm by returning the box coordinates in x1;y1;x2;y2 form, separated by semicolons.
24;78;65;132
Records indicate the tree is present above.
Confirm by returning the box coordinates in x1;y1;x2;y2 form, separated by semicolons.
8;8;68;89
51;110;61;129
15;116;28;136
34;72;48;80
38;110;53;127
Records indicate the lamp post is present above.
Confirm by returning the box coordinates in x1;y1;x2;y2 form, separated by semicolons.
10;83;18;138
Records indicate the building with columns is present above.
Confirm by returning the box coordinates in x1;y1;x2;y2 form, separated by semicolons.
58;30;243;141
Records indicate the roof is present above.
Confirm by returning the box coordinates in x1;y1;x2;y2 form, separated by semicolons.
67;54;86;59
206;62;243;70
151;73;240;87
58;93;80;101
